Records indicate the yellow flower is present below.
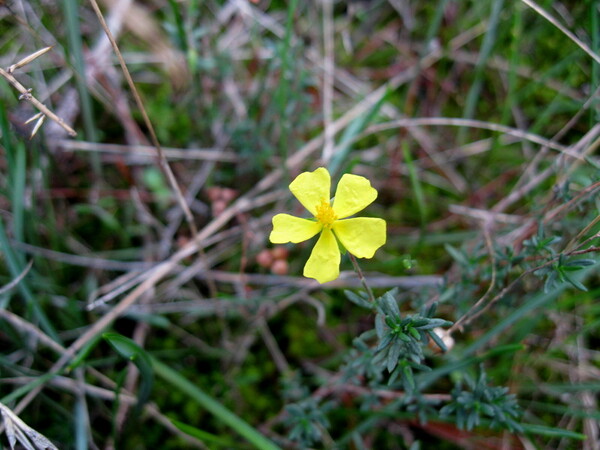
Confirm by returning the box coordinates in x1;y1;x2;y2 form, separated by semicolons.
269;167;386;283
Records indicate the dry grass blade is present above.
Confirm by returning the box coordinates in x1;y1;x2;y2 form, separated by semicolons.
0;298;206;446
0;67;76;136
10;190;282;415
0;309;65;354
27;114;45;139
87;0;197;236
58;140;238;163
7;46;53;73
321;0;335;163
0;260;32;296
521;0;600;65
0;402;58;450
365;117;570;154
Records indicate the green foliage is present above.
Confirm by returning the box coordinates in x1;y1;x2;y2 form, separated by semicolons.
103;333;154;412
440;367;522;432
340;290;453;393
374;295;451;381
284;399;332;447
534;254;596;292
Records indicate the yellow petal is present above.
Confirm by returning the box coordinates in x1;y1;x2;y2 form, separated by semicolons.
270;214;322;243
333;218;386;258
303;228;340;283
332;174;378;219
289;167;331;216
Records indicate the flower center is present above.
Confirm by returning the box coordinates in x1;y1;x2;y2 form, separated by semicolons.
315;199;337;228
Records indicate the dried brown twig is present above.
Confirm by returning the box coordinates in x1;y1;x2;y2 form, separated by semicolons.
87;0;197;236
0;65;77;137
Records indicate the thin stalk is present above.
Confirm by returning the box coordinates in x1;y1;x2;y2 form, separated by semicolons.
348;253;375;303
87;0;198;237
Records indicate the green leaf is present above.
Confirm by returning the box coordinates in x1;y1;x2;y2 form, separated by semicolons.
540;236;561;247
444;244;468;266
103;333;154;411
521;423;586;440
564;258;595;267
402;364;416;391
543;271;558;293
74;204;121;232
403;142;428;228
408;327;421;340
328;88;390;176
562;272;588;291
171;419;240;448
397;332;411;343
345;290;373;309
375;314;386;339
387;343;401;372
380;290;400;317
152;357;281;450
67;333;103;371
427;330;447;352
376;334;393;352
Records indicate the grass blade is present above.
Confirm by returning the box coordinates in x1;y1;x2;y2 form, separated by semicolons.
402;141;427;230
521;423;586;440
328;88;389;177
459;0;505;144
151;357;281;450
61;0;99;171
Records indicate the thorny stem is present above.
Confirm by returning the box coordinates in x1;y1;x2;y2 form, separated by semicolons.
348;253;376;303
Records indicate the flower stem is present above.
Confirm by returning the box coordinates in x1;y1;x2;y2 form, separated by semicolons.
348;253;376;303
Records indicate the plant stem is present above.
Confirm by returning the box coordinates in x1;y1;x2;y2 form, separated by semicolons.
348;253;376;303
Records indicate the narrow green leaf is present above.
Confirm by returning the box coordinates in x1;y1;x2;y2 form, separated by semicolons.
564;259;595;267
171;419;240;448
427;330;447;352
459;0;505;143
1;372;56;404
521;423;586;440
103;333;154;411
74;388;89;450
152;357;281;450
0;217;59;342
344;290;373;309
403;142;427;228
403;364;415;391
387;343;401;373
328;88;390;176
444;244;468;266
67;333;103;371
381;290;400;317
562;273;588;291
62;0;99;172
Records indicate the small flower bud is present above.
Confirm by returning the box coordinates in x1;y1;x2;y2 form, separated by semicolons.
212;199;227;216
271;246;289;260
271;259;288;275
256;249;274;268
221;188;237;203
207;187;222;202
